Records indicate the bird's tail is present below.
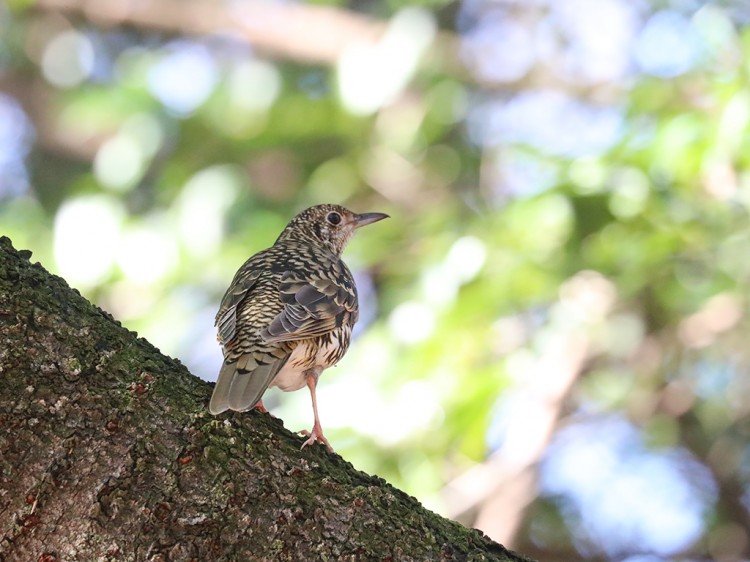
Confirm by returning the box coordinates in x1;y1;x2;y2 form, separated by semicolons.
209;354;289;415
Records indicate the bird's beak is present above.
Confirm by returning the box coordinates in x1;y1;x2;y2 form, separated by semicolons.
353;212;390;229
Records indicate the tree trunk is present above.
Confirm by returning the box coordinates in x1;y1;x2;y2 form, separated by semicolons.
0;237;533;562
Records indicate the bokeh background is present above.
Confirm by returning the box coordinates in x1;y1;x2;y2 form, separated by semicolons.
3;0;750;559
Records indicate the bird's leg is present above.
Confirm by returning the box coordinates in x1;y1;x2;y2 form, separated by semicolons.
252;399;280;419
300;369;333;452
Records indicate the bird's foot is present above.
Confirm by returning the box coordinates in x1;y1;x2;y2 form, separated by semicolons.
300;424;333;452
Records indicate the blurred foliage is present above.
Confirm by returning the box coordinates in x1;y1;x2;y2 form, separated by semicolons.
3;0;750;560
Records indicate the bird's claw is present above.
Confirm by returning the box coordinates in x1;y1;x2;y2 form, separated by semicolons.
299;426;333;452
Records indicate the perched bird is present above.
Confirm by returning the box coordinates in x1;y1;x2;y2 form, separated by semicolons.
209;204;389;451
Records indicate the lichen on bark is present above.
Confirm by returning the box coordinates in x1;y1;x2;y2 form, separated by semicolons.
0;236;534;562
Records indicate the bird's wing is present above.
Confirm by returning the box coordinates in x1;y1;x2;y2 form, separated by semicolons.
261;271;358;343
214;255;266;346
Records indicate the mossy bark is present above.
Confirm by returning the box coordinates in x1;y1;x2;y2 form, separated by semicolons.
0;236;533;562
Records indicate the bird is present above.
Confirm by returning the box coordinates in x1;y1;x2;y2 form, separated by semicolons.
209;204;389;452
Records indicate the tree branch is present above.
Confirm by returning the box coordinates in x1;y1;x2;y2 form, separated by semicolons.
36;0;388;65
0;236;534;561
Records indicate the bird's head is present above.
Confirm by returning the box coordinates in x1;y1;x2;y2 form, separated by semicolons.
280;204;389;255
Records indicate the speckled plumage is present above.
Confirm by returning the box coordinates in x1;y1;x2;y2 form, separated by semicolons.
209;204;388;451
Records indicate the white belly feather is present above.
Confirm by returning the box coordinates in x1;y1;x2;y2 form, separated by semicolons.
270;332;347;392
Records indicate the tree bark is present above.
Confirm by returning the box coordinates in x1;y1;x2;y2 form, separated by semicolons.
0;236;533;562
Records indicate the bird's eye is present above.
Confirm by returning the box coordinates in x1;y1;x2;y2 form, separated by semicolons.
326;212;342;226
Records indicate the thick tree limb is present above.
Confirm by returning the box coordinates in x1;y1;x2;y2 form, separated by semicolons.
0;236;533;562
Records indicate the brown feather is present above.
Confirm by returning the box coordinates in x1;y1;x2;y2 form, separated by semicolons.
209;204;387;421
